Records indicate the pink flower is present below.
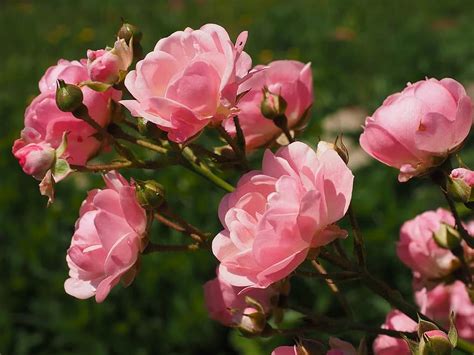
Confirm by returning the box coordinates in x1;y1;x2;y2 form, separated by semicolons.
397;209;460;281
121;23;252;143
213;141;353;288
416;281;474;341
224;60;313;150
14;59;121;167
64;171;147;302
450;168;474;186
327;337;356;355
87;39;133;84
271;346;298;355
203;272;274;326
12;139;55;179
360;78;472;182
373;310;417;355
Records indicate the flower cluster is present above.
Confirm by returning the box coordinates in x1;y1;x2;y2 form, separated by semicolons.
11;19;474;355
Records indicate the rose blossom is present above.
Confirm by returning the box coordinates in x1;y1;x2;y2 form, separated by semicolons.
416;281;474;341
360;78;472;182
12;139;55;179
203;272;274;327
373;310;417;355
121;23;252;143
213;141;353;288
397;208;460;281
223;60;313;150
87;38;133;84
13;59;121;168
64;171;147;302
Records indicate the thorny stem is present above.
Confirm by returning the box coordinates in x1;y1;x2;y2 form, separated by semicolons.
279;305;417;339
348;204;366;268
217;125;250;171
70;159;172;172
154;210;209;245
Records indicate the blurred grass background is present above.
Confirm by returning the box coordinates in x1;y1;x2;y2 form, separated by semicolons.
2;0;474;354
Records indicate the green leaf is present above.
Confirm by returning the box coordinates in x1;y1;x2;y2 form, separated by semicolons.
80;80;112;92
55;132;68;158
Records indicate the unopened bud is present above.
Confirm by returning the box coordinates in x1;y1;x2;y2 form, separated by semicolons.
135;180;165;210
260;87;287;119
433;223;461;250
419;330;453;355
238;307;266;336
55;80;83;112
117;21;142;43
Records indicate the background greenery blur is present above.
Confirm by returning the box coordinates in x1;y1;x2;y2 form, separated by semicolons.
2;0;474;354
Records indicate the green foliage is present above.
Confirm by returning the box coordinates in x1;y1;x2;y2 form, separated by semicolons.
2;0;474;353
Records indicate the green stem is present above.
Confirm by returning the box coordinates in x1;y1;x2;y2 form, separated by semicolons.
442;188;474;248
458;339;474;354
180;147;235;193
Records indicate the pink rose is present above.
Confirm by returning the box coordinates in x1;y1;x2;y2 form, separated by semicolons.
64;171;147;302
271;346;297;355
224;60;313;150
360;78;472;182
416;281;474;341
373;310;417;355
327;337;356;355
15;59;121;166
87;39;133;84
397;209;460;281
213;141;353;288
121;23;252;143
12;139;55;179
203;272;274;326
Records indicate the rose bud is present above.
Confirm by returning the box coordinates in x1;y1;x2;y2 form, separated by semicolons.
448;168;474;203
203;272;275;331
12;140;55;180
419;330;453;355
135;179;165;210
87;38;133;84
360;78;473;182
55;80;84;112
